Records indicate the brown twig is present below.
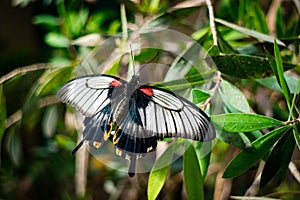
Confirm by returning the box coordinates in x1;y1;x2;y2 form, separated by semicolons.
0;63;50;84
244;160;265;196
289;162;300;183
205;0;218;46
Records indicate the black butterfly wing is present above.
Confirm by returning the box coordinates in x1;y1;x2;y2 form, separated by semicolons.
57;74;127;152
135;85;216;141
111;85;215;176
58;74;126;117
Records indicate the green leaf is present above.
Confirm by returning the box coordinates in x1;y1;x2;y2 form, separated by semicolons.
42;106;58;138
293;127;300;150
153;72;212;93
196;142;211;179
33;14;60;28
184;142;204;200
0;86;6;165
211;113;284;133
219;131;252;149
220;80;250;113
6;127;22;166
215;18;284;46
256;74;300;94
260;128;295;188
230;196;281;200
192;89;210;104
206;55;296;79
148;141;182;200
249;1;269;34
217;33;237;54
206;45;220;56
55;134;75;152
275;6;284;38
36;66;74;96
45;32;70;48
223;126;291;178
148;6;200;28
272;40;291;109
290;77;300;120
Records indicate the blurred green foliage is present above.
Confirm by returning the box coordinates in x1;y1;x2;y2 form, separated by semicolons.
0;0;300;199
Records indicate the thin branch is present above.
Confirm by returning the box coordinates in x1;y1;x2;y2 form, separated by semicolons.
205;0;218;46
0;63;50;84
202;71;221;110
289;162;300;183
75;137;89;197
245;160;265;196
6;110;22;129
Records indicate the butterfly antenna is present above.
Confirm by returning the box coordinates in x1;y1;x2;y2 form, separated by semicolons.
129;44;136;75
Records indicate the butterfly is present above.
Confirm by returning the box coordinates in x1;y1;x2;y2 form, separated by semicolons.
57;73;216;177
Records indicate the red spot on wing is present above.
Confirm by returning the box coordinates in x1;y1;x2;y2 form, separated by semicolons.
140;87;153;96
110;80;122;87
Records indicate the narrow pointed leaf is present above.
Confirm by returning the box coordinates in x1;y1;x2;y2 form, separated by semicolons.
223;126;291;178
221;80;250;113
192;89;210;104
184;142;204;200
206;55;297;79
211;113;284;133
196;142;211;179
148;7;200;27
256;74;300;94
148;141;182;200
219;131;252;149
272;40;291;107
260;129;295;188
0;86;6;165
36;66;74;95
293;127;300;150
215;18;284;46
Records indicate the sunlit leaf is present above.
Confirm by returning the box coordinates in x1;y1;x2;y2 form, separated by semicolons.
211;113;284;133
33;14;60;28
148;141;182;200
223;126;291;178
55;134;75;152
36;66;74;96
192;89;210;104
215;18;284;46
220;80;250;113
195;142;211;179
45;32;70;48
71;33;103;47
184;142;204;200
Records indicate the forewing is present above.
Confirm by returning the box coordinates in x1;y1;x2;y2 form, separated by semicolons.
57;74;126;116
137;86;216;141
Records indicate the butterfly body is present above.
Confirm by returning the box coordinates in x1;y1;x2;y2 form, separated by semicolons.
58;73;215;176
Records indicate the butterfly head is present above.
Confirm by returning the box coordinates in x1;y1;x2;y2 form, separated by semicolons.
129;74;140;88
